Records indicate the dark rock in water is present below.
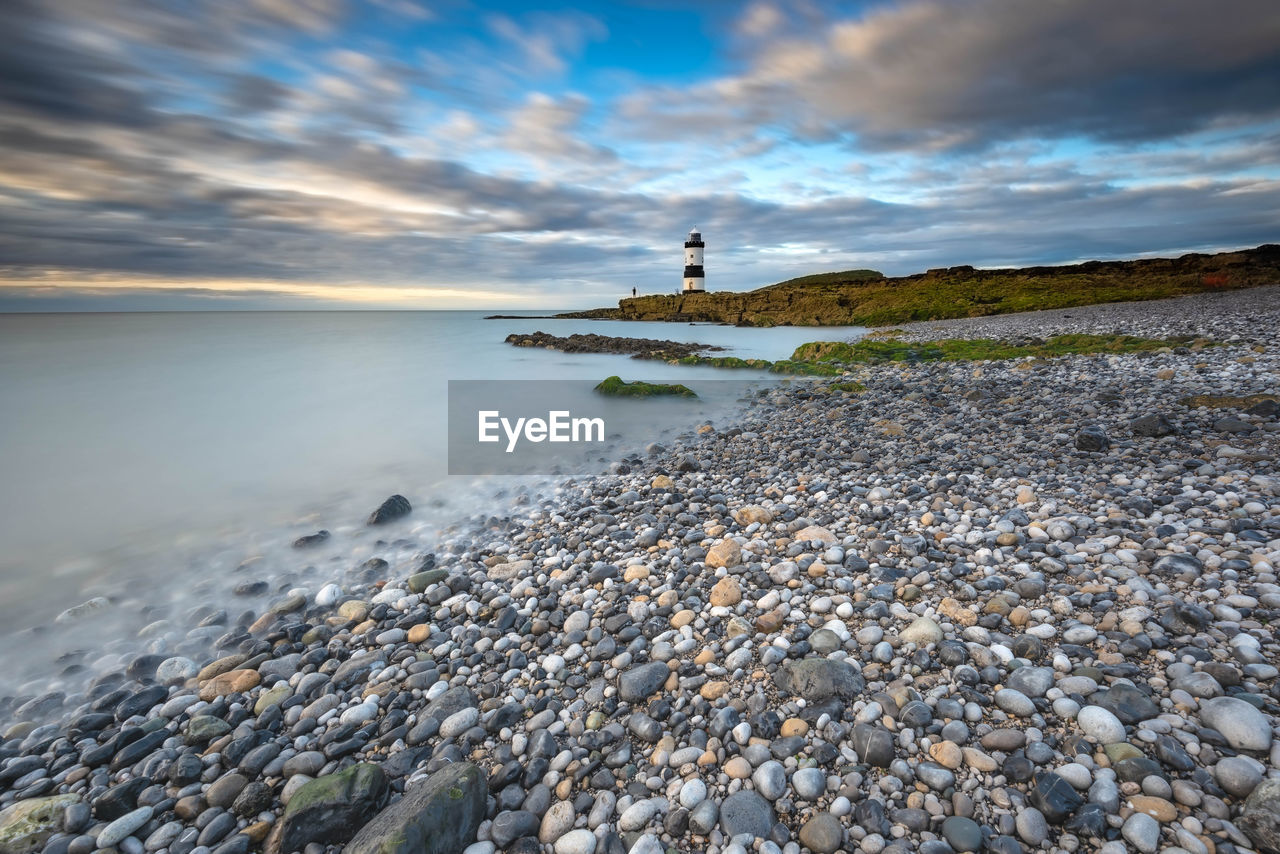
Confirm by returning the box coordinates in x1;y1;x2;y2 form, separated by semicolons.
266;763;388;854
618;662;670;703
1074;425;1110;452
503;330;722;361
1129;413;1176;437
774;659;865;700
850;724;895;768
292;530;330;549
1094;684;1159;725
125;654;166;682
1028;772;1083;824
1240;779;1280;854
368;495;411;526
719;790;775;839
343;762;487;854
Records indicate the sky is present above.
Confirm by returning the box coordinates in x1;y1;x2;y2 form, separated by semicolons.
1;0;1278;310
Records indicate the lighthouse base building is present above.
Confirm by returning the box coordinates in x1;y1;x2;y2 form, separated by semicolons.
682;228;705;292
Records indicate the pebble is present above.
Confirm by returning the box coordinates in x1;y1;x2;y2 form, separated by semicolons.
1077;705;1127;744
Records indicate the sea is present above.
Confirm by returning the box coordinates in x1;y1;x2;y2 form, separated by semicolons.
0;310;861;699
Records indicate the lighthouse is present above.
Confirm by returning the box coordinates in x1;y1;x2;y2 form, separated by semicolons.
682;227;705;293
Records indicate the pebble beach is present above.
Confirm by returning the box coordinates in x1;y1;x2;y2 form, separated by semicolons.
2;285;1278;854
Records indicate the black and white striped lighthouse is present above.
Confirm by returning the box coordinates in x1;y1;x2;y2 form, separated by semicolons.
682;227;705;293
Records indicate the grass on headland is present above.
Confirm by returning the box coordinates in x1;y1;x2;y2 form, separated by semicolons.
674;355;773;370
790;333;1196;365
557;245;1280;327
594;376;697;397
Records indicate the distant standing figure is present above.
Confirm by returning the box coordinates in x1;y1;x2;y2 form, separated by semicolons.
632;287;637;297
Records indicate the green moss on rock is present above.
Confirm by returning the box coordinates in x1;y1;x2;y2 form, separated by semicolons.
0;794;80;854
594;376;697;397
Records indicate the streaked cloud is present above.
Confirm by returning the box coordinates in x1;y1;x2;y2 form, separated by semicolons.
0;0;1276;309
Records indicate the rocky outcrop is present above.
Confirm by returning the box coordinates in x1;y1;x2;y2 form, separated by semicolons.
504;331;721;360
556;244;1280;327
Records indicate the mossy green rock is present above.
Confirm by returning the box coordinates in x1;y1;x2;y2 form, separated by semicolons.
343;762;486;854
266;763;388;854
0;794;79;854
594;376;696;398
254;684;292;715
407;569;447;594
185;715;232;744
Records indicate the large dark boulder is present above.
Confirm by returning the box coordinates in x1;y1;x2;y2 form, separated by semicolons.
618;662;670;703
1129;413;1176;437
1074;426;1110;452
774;659;865;701
266;764;388;854
343;763;487;854
368;495;412;525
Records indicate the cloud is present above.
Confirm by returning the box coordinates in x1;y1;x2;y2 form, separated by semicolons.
485;10;607;75
626;0;1280;151
0;0;1276;309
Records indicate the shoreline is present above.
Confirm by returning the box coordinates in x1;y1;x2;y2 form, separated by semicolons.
1;288;1278;854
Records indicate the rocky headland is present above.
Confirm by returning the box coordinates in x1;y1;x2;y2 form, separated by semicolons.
1;287;1278;854
557;244;1280;328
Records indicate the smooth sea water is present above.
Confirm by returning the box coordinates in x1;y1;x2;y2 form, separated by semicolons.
0;311;861;664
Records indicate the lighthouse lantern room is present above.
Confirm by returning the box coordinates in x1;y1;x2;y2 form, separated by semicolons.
682;228;705;293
